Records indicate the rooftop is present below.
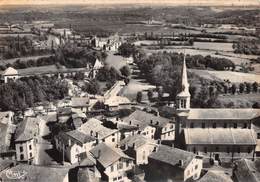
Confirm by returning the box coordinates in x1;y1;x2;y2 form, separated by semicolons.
198;171;233;182
90;143;133;168
71;97;89;108
119;134;157;149
77;118;118;139
123;110;171;128
149;145;197;169
15;117;39;142
187;109;260;120
234;159;260;182
2;67;18;76
184;128;257;145
59;130;95;145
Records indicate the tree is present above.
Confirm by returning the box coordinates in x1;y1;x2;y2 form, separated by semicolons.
239;83;245;93
245;82;251;94
252;82;259;93
252;102;260;108
136;91;142;103
118;43;135;58
147;89;154;101
120;65;131;77
231;84;237;95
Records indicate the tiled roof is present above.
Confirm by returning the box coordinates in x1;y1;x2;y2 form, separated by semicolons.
198;171;233;182
90;143;133;168
73;118;83;129
187;109;260;120
71;97;89;107
149;145;196;169
234;159;260;182
2;67;18;75
119;135;156;149
123;110;171;128
77;168;99;182
184;128;257;145
59;130;95;145
78;118;118;139
15;117;39;142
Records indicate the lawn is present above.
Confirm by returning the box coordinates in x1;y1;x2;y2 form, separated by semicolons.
191;69;260;83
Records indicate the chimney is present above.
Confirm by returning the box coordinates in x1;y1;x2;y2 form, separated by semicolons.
178;160;183;166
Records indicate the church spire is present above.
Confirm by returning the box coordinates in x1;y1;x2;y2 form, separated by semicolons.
181;54;190;95
176;53;190;111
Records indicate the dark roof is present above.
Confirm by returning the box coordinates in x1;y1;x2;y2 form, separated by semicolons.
0;159;14;172
149;145;197;169
77;168;99;182
124;110;171;128
184;128;257;145
187;109;260;120
73;118;83;129
59;130;95;145
120;135;156;149
90;143;133;168
71;97;89;107
15;117;39;142
198;171;232;182
234;159;260;182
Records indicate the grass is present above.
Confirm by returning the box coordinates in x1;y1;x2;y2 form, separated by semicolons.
190;69;260;83
105;52;127;71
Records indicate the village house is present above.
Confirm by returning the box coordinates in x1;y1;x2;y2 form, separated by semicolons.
174;56;259;162
55;130;96;164
77;118;121;146
14;117;40;163
232;158;260;182
145;145;203;182
89;143;134;182
119;135;158;165
0;111;16;160
121;110;174;141
71;97;90;114
92;34;122;52
1;67;19;83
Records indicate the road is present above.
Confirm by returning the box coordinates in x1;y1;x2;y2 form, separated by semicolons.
35;118;58;166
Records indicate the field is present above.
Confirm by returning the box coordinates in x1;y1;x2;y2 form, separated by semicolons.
218;94;260;107
191;69;260;83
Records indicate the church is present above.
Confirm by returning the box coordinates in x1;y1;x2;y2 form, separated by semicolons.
174;56;260;162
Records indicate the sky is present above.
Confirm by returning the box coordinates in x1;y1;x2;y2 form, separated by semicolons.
0;0;260;6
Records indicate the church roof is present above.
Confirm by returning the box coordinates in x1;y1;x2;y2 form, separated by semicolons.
187;108;260;120
184;128;256;145
177;54;190;97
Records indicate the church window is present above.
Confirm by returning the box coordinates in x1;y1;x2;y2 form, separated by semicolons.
202;123;205;128
213;123;216;128
223;123;227;128
243;123;247;128
204;147;207;153
190;123;194;128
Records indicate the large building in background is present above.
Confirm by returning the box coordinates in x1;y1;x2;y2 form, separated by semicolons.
174;56;259;163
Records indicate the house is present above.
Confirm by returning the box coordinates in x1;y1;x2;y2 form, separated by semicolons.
77;118;120;146
1;67;19;83
91;58;103;78
145;145;203;182
71;97;90;114
0;164;70;182
198;170;233;182
174;56;259;162
55;130;96;164
119;135;158;165
232;158;260;182
120;117;156;140
0;112;16;160
89;143;134;182
122;110;174;140
14;117;40;163
76;157;101;182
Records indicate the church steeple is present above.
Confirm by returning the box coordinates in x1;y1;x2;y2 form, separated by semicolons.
176;54;190;111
